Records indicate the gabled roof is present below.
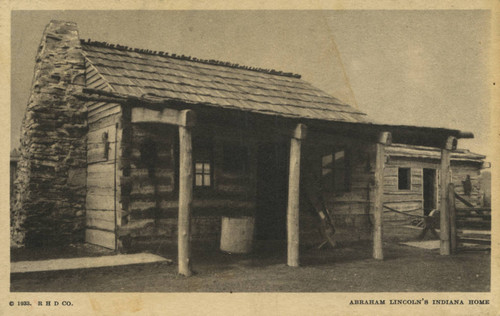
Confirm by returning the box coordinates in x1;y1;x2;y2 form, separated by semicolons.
81;41;369;123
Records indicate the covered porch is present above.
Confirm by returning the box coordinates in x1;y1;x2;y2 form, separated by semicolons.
121;95;471;275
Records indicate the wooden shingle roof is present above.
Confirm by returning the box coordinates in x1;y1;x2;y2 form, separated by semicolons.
81;41;369;123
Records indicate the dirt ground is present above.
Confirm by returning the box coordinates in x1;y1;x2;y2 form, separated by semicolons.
11;240;490;292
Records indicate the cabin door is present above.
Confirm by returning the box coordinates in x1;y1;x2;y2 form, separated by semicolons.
423;168;437;216
255;142;289;241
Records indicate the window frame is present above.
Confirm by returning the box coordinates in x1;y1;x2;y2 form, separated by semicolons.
194;160;212;188
320;147;351;194
397;167;412;191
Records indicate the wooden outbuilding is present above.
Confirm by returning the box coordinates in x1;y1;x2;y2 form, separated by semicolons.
382;144;487;237
12;21;484;275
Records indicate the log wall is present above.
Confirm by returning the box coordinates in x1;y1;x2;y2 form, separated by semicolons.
382;155;483;227
117;122;257;248
383;157;427;224
300;133;375;245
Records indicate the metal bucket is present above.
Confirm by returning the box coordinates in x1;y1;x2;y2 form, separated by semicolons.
220;216;255;254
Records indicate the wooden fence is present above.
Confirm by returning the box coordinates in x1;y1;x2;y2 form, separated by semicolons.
453;188;491;248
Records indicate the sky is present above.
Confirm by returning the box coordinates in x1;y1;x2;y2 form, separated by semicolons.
11;10;492;157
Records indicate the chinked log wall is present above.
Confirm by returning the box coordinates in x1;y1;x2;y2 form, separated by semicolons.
300;133;376;245
114;121;257;248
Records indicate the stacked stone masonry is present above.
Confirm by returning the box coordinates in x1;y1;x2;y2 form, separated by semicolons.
12;21;87;247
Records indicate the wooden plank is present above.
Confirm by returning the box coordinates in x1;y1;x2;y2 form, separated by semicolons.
87;101;108;113
130;184;174;196
89;108;122;124
87;175;114;189
85;229;115;249
88;162;115;174
386;157;440;168
384;197;422;203
89;105;121;121
216;184;249;194
129;168;174;178
384;191;423;196
383;201;422;211
87;144;116;164
86;217;115;231
88;124;118;143
87;186;115;196
132;107;186;126
88;113;120;131
87;210;116;221
87;168;115;180
86;193;115;210
88;102;120;117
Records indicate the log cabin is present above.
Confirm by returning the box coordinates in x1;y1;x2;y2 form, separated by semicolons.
11;21;486;274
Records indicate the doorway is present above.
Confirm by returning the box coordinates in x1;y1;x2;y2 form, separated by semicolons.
255;142;289;241
423;168;437;216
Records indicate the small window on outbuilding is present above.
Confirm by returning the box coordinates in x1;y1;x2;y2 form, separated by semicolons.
398;167;411;190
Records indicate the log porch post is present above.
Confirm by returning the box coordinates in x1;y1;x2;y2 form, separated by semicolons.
440;136;456;255
131;106;196;275
448;183;457;254
373;131;391;260
178;110;196;276
287;123;307;267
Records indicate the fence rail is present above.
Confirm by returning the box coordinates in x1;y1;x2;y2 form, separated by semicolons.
454;192;491;247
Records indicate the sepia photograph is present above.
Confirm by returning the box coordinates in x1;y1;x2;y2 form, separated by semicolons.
3;6;498;315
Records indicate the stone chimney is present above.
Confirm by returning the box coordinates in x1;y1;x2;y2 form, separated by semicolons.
12;21;87;247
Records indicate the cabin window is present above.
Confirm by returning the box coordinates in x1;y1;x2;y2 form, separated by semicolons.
321;149;350;193
398;168;411;190
193;141;213;188
195;161;211;187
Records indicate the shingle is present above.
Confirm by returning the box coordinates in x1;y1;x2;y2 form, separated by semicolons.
82;43;369;123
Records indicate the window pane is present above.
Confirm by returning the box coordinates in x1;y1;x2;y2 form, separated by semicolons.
322;154;333;168
322;168;332;176
398;168;411;190
196;174;203;186
195;163;203;173
204;174;211;186
334;150;345;161
204;163;210;173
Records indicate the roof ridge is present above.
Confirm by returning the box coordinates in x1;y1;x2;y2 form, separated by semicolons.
81;39;302;79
